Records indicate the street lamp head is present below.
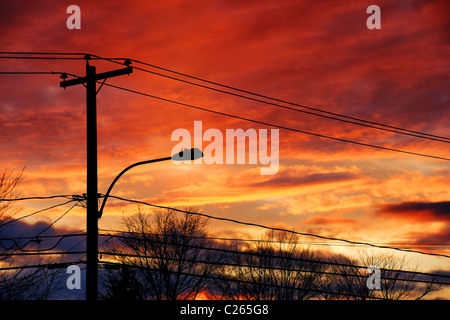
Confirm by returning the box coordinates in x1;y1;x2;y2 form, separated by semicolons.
99;148;204;219
172;148;204;161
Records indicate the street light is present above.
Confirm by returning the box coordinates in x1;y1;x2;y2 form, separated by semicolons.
98;147;203;219
88;147;203;300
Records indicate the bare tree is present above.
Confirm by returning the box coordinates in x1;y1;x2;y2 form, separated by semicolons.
215;230;327;300
0;259;65;300
0;169;22;232
101;264;144;300
322;255;372;300
322;250;442;300
102;207;228;300
0;169;24;298
0;169;64;300
358;251;442;300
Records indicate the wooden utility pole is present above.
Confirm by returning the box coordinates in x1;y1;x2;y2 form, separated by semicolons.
60;55;132;301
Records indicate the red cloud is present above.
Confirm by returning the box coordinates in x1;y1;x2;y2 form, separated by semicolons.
409;228;450;245
379;201;450;222
252;172;357;188
302;216;357;226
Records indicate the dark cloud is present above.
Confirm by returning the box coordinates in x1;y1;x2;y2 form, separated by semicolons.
379;201;450;222
302;216;358;225
408;226;450;245
252;172;357;188
0;219;85;252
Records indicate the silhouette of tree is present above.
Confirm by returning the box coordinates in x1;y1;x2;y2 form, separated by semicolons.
0;169;64;300
0;169;25;298
319;254;372;300
1;260;65;300
359;251;442;300
102;207;228;300
320;250;442;300
0;169;22;233
100;265;144;300
214;230;326;300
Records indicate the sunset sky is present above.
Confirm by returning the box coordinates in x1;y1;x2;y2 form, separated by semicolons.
1;0;449;299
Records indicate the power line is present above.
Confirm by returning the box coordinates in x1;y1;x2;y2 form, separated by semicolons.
0;71;80;78
0;52;122;59
2;52;449;277
3;51;450;145
66;233;87;252
0;233;85;253
0;261;86;271
0;233;85;252
33;203;78;237
99;232;450;280
90;54;450;143
131;58;450;141
0;52;121;61
1;251;85;257
99;251;450;286
0;56;84;60
98;260;385;300
0;198;85;253
102;82;450;162
0;233;85;241
0;52;85;55
1;194;80;202
103;195;450;259
128;65;450;143
4;52;448;144
0;52;124;61
15;204;78;252
0;204;79;253
98;228;450;248
1;200;75;227
3;58;450;170
58;232;88;263
0;71;65;75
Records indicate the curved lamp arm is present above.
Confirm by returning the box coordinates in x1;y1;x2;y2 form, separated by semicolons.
98;157;170;218
97;148;203;219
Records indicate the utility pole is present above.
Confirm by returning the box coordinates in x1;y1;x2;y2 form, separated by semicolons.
60;55;132;301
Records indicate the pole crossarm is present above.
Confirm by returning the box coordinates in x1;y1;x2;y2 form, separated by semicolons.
60;67;133;88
